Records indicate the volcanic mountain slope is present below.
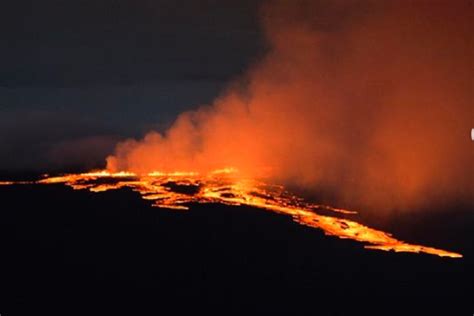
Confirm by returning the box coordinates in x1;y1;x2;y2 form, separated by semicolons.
1;179;472;315
3;170;464;258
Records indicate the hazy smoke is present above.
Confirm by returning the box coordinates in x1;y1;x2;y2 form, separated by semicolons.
107;0;473;212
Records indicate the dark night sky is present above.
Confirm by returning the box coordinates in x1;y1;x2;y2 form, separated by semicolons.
0;0;264;170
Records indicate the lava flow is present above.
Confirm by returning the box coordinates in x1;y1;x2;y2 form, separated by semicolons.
3;168;461;258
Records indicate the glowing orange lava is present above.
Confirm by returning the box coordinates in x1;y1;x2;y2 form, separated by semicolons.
5;169;462;258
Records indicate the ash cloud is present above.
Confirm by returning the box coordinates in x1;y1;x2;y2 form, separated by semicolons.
108;0;473;212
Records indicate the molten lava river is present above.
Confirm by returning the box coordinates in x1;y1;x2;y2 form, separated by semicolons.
1;168;462;258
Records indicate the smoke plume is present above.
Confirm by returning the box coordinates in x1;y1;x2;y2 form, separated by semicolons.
107;0;473;212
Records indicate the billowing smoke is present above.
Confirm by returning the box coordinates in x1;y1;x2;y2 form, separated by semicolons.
107;1;473;212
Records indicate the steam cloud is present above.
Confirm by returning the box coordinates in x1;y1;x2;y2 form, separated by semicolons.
107;1;473;212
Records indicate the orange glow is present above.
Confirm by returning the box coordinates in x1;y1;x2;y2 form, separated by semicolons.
105;1;473;215
0;180;33;185
13;169;461;258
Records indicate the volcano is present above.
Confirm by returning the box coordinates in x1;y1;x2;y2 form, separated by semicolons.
19;169;467;258
1;171;472;315
2;169;464;258
1;0;472;314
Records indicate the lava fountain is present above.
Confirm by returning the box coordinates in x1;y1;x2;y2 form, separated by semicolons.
2;168;462;258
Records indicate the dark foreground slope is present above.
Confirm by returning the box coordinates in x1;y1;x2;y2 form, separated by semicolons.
1;183;473;315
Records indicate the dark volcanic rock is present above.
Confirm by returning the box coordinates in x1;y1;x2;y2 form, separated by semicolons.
0;182;472;315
